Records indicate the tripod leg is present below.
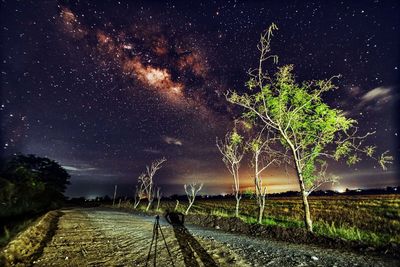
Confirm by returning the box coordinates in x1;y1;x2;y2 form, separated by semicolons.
154;221;159;267
158;225;175;267
146;222;157;267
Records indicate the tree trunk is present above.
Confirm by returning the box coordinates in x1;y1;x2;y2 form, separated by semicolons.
298;173;313;232
133;199;140;209
290;144;313;232
156;199;161;211
185;201;193;215
235;196;240;217
146;200;152;211
258;197;265;224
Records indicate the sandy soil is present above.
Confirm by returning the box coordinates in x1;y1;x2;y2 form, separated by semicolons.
6;208;394;266
33;208;248;266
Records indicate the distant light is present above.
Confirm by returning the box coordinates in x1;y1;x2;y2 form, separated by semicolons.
335;187;345;193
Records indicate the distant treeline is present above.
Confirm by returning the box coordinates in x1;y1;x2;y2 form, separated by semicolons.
0;154;70;218
68;186;399;204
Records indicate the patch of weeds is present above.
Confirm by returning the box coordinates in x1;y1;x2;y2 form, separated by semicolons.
210;209;231;218
314;221;386;246
238;215;258;224
258;216;304;228
0;218;35;248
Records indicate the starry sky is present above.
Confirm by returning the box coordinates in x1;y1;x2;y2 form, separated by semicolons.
1;0;399;198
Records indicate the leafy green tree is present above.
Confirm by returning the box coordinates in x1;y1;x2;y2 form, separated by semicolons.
228;24;392;232
0;154;70;216
216;129;245;217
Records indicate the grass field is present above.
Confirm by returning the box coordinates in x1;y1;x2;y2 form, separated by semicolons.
129;194;400;246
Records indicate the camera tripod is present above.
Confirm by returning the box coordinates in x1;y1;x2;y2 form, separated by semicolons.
145;215;175;267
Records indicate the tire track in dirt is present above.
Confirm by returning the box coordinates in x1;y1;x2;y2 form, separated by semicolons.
33;209;248;266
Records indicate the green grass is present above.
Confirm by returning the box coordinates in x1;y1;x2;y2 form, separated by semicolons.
210;209;231;217
113;194;400;247
313;221;395;246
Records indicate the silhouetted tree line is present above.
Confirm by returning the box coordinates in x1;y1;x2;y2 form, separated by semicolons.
0;154;70;217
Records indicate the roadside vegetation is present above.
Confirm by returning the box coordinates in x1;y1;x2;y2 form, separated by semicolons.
113;194;400;248
0;154;70;248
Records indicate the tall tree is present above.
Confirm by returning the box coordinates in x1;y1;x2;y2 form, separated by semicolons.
216;130;245;217
228;24;392;232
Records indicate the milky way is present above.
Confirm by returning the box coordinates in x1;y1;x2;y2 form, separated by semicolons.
1;0;399;197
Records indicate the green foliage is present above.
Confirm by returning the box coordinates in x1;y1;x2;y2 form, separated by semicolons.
211;209;231;217
227;26;387;191
250;138;261;152
314;221;385;246
230;63;357;186
334;141;352;160
0;154;70;217
230;130;243;145
346;154;361;166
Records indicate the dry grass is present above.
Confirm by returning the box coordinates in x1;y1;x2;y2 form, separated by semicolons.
0;211;61;266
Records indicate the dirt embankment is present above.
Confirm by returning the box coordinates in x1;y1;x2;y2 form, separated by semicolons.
183;214;399;259
1;210;62;266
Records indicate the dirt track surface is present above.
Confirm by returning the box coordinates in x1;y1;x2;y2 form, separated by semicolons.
33;208;398;267
33;209;246;266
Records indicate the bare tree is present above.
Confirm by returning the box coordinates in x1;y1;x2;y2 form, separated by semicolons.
217;130;245;217
184;182;203;215
155;187;162;211
144;158;166;211
133;173;147;209
249;129;283;224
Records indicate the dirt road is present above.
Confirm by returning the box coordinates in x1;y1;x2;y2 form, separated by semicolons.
33;209;397;266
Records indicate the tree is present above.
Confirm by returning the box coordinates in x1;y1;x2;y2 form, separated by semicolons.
216;130;245;217
228;24;392;232
249;129;282;224
133;173;146;209
0;154;70;216
143;158;166;211
184;182;203;215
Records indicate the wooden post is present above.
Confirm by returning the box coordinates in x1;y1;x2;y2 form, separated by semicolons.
112;185;117;206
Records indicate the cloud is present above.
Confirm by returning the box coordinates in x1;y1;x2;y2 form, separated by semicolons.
62;165;97;172
357;86;396;112
361;86;393;103
163;136;183;146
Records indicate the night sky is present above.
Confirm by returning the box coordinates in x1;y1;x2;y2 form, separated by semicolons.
1;0;399;198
